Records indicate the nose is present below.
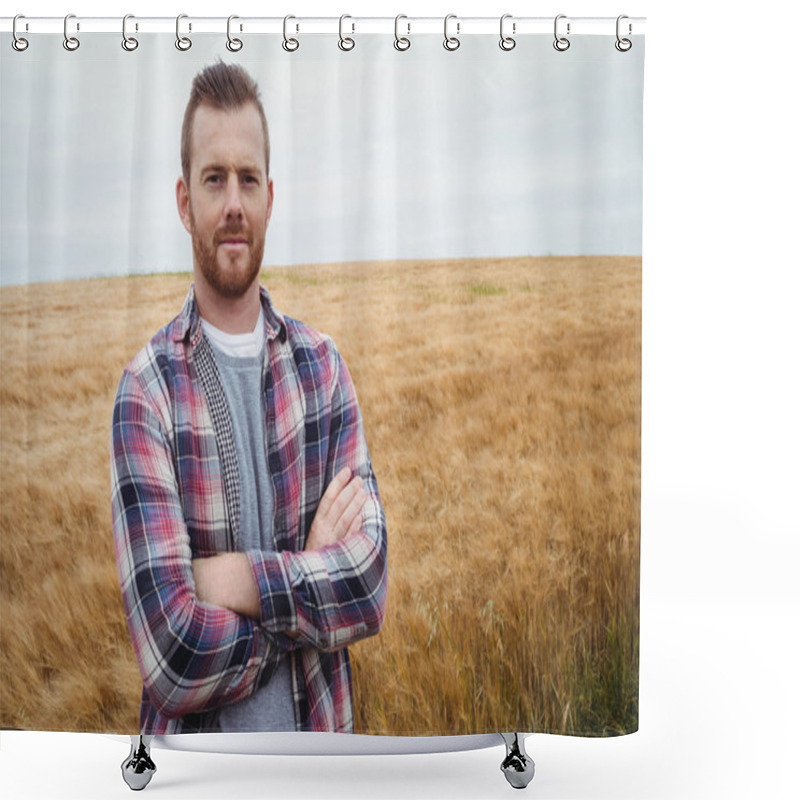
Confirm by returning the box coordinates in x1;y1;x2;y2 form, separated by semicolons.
223;174;244;221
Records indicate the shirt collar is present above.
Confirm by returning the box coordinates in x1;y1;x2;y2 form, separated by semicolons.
173;284;287;346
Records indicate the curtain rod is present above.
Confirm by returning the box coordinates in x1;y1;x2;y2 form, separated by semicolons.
1;16;646;37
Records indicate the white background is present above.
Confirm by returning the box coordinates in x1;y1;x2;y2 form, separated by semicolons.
1;1;798;799
0;20;645;285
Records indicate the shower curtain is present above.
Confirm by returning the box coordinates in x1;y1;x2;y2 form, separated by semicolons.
0;21;644;739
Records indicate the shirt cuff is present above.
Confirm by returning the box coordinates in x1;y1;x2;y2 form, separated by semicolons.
246;549;297;635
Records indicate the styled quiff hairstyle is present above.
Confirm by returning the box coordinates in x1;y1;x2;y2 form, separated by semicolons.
181;61;270;183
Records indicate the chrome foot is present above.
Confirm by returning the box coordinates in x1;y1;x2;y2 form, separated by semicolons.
500;733;535;790
121;735;156;791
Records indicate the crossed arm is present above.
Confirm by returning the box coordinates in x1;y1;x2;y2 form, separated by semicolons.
111;353;386;720
192;467;367;623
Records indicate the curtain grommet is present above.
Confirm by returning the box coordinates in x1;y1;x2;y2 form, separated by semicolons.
12;14;29;51
122;14;139;52
282;15;299;52
226;15;243;52
499;14;516;51
394;15;410;51
176;14;192;51
443;14;460;51
553;14;570;52
615;15;632;51
338;14;355;51
63;13;80;51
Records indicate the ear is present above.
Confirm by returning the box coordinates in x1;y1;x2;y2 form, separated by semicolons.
265;178;275;230
176;176;192;234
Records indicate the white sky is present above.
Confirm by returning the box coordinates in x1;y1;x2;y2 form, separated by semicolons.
0;31;643;285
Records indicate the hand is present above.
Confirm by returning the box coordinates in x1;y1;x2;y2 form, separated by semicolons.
192;552;260;619
305;467;367;552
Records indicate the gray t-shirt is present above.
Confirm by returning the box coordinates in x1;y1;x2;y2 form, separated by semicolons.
203;321;296;732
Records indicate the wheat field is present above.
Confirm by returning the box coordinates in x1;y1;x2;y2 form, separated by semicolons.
0;255;640;736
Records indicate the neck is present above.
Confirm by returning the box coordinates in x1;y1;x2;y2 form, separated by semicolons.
193;275;262;334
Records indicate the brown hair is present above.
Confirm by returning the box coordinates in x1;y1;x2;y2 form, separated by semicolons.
180;61;270;183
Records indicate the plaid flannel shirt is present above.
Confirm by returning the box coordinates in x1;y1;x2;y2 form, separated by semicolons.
111;285;387;734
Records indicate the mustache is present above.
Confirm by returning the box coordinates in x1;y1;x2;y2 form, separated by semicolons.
213;226;250;245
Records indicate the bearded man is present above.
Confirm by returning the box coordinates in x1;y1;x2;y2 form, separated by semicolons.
110;61;387;735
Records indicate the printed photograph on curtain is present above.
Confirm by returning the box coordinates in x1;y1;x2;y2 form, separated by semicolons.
0;30;643;737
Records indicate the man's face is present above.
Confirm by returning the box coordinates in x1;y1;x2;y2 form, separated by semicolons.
177;102;273;299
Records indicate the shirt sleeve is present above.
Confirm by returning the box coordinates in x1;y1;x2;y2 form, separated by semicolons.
111;367;281;719
247;347;388;652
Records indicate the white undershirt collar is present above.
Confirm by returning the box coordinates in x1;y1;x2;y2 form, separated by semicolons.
201;308;265;358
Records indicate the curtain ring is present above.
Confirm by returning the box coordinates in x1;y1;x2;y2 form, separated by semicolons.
553;14;570;51
176;14;192;51
394;15;410;51
12;15;29;52
122;14;139;51
226;15;243;52
615;15;632;52
443;14;460;51
499;14;516;51
282;15;299;52
63;13;80;51
338;14;355;51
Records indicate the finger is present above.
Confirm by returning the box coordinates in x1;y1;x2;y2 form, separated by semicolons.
334;487;368;542
315;467;352;518
328;476;363;530
343;496;366;539
307;470;358;551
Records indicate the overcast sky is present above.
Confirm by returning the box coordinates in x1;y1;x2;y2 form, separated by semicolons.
0;33;643;286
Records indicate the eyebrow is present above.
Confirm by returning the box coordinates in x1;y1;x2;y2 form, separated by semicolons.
199;163;263;177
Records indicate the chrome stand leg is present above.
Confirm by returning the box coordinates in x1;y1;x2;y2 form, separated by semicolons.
500;733;535;790
121;734;156;791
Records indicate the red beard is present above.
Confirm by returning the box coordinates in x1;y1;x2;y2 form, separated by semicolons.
190;212;265;299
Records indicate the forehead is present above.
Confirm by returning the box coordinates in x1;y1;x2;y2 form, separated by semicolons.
190;102;266;173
